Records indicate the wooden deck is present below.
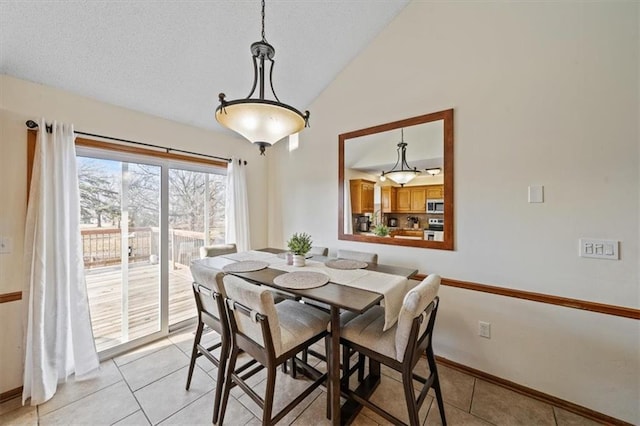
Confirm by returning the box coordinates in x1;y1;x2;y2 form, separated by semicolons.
85;262;196;352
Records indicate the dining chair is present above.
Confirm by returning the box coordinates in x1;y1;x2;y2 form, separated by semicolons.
327;249;380;378
186;263;230;424
340;274;446;426
199;243;237;259
303;249;379;370
308;246;329;257
336;249;378;264
218;275;330;425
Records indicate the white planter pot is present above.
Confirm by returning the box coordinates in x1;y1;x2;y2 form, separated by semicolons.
292;254;306;267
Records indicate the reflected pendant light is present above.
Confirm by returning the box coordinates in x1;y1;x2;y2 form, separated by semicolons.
381;129;421;186
425;167;441;176
215;0;310;155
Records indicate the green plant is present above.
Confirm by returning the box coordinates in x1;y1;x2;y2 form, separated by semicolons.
370;209;389;236
372;223;389;237
287;232;313;255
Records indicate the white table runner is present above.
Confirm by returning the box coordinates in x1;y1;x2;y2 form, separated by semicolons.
219;250;408;330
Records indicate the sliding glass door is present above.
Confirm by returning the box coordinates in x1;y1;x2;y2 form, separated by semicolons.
77;149;226;354
167;168;226;326
78;156;161;351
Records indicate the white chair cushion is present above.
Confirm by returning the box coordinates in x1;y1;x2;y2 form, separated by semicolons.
200;243;237;259
327;309;359;333
395;275;440;361
224;275;330;357
276;300;330;355
190;263;226;319
340;306;397;360
223;275;282;354
342;275;441;362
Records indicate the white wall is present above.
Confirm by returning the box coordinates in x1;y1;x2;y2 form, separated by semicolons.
0;74;269;395
269;1;639;423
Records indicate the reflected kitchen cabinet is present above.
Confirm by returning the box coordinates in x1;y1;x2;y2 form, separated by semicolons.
411;187;426;211
426;185;444;199
350;179;375;214
396;186;426;213
381;187;396;213
396;187;411;212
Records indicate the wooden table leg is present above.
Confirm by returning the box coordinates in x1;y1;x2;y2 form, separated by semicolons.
330;306;341;425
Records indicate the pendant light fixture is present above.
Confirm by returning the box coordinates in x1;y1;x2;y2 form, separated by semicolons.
425;167;441;176
380;129;421;186
215;0;310;155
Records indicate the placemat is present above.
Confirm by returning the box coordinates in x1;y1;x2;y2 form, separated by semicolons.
325;259;368;270
273;271;329;289
222;260;269;273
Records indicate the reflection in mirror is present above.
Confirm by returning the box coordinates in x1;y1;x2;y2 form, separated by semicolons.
338;109;453;250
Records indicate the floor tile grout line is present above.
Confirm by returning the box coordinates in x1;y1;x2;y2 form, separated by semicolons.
468;378;500;426
234;372;321;425
28;359;122;419
114;354;154;426
288;391;322;425
122;345;193;393
36;379;125;420
151;386;217;426
421;396;434;426
113;339;174;368
552;405;559;426
125;340;225;425
469;376;477;413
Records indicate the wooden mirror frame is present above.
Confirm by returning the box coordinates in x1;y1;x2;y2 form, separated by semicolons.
338;109;454;250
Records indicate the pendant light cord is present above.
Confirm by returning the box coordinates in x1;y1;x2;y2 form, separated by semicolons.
261;0;267;43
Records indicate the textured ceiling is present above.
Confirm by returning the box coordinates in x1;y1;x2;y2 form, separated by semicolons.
0;0;409;131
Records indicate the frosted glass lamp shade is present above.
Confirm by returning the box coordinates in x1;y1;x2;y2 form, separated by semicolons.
216;101;306;146
385;171;419;185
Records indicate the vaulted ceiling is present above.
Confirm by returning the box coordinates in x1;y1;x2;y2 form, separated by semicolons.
0;1;409;131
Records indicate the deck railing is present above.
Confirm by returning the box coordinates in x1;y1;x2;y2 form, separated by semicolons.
81;227;211;269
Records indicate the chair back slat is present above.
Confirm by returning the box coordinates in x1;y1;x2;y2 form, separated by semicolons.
337;249;378;264
200;243;237;259
395;274;440;361
223;275;282;356
308;246;329;256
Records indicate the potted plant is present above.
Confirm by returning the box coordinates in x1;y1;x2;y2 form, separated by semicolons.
287;232;312;267
371;209;390;237
372;223;389;237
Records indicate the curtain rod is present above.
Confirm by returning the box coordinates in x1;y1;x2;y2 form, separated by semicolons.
25;120;248;165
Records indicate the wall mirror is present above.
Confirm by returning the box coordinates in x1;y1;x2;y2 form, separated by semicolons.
338;109;454;250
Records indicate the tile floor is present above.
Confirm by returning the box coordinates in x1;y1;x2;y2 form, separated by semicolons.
0;327;602;425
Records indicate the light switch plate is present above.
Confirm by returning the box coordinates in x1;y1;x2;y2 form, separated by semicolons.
0;236;13;254
528;185;544;203
579;238;619;260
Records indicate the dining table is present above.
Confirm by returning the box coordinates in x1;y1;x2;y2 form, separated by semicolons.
192;248;418;425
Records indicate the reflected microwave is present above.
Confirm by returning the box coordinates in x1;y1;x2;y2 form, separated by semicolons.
426;199;444;214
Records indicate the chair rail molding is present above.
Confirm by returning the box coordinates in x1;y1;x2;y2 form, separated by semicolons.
411;275;639;320
0;291;22;304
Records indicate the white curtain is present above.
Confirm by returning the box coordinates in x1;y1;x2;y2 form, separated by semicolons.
22;119;99;405
225;158;251;252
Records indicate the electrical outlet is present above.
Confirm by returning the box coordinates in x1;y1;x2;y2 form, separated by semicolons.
479;321;491;339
